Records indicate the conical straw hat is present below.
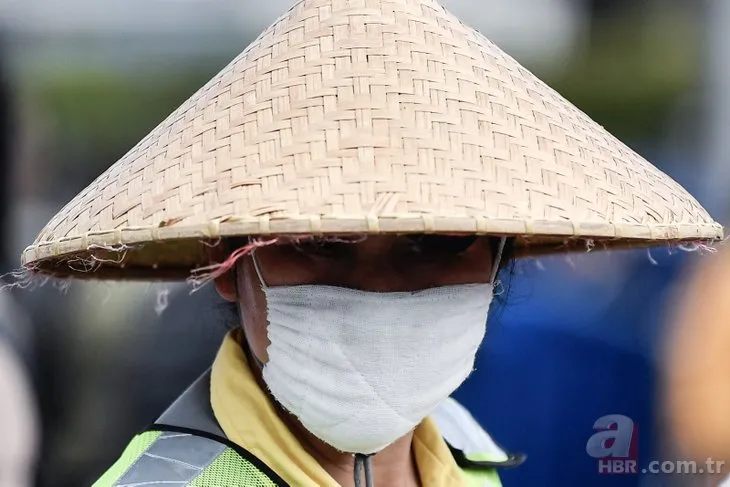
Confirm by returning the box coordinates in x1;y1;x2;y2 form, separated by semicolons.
22;0;722;280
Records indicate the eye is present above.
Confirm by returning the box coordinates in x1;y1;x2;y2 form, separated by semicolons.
291;238;353;259
405;235;478;258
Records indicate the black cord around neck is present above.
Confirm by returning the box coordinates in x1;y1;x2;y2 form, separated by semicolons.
354;454;373;487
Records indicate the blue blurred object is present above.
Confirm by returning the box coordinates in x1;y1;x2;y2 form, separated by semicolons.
454;246;695;487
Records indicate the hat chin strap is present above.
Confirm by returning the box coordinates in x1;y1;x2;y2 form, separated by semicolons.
250;250;269;289
490;237;507;285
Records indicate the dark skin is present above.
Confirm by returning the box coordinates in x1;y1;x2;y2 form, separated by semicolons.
214;235;497;487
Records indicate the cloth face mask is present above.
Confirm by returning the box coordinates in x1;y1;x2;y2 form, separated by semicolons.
253;256;494;455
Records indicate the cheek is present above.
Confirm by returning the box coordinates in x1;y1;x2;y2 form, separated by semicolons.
243;316;271;363
255;246;332;286
241;308;271;362
238;270;273;363
455;244;495;282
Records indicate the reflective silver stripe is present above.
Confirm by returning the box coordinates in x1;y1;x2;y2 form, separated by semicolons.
113;432;226;487
432;398;508;461
157;370;225;438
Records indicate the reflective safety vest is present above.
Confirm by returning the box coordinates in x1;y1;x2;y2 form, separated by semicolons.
94;371;524;486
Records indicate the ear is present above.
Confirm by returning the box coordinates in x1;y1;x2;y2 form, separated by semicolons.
206;242;237;302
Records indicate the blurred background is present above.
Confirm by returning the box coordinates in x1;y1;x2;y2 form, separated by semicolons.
0;0;729;486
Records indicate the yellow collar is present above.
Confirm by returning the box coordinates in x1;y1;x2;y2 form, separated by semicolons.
210;331;468;487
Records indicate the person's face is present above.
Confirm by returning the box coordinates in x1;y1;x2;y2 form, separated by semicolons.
215;235;495;363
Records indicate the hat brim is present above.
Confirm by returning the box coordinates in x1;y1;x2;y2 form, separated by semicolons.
21;217;723;280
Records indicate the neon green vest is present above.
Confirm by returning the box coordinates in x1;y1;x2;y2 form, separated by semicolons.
94;372;524;486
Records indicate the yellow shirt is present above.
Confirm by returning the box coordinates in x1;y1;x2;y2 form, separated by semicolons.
210;331;469;487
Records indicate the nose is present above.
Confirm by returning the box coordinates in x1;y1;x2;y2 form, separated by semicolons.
327;236;419;292
338;259;419;293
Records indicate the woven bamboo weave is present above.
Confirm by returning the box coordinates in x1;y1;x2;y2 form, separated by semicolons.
22;0;722;279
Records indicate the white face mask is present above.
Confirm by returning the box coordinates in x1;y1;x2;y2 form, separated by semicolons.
251;254;495;455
